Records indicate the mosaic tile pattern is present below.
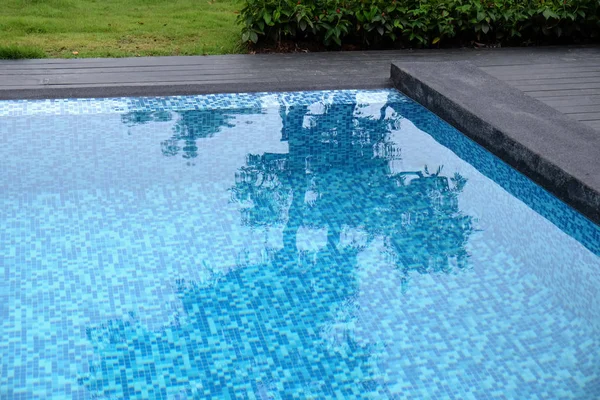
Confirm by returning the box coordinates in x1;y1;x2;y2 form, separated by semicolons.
1;90;599;399
0;90;405;117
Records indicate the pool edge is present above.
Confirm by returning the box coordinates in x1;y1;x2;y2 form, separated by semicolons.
0;79;392;101
391;60;600;225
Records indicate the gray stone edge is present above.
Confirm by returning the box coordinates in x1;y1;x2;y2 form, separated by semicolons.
391;61;600;225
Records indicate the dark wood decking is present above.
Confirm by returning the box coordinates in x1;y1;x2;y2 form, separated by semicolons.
1;46;599;130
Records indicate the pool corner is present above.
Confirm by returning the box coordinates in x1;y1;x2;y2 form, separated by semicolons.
390;60;600;225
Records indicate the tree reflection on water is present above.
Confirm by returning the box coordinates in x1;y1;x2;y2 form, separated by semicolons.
122;108;258;159
79;94;474;399
232;97;473;278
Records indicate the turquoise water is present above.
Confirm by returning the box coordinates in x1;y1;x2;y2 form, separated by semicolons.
0;90;599;399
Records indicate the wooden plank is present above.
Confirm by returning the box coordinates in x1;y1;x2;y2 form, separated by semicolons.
525;88;600;97
563;112;600;122
484;69;600;80
552;104;600;114
0;52;412;69
513;82;600;91
0;65;390;86
0;63;354;75
0;73;276;86
482;62;600;73
541;96;600;106
0;70;390;87
482;66;600;79
585;120;600;130
0;74;389;89
0;65;254;75
0;77;391;100
0;59;385;73
0;62;388;77
503;77;600;86
0;56;392;70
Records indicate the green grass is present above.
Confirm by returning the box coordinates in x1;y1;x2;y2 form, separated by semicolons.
0;44;47;59
0;0;245;59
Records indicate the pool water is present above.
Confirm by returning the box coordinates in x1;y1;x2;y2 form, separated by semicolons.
1;90;599;399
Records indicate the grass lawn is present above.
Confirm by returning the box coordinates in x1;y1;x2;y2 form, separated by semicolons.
0;0;244;58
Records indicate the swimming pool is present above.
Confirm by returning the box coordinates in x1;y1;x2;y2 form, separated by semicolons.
1;89;599;399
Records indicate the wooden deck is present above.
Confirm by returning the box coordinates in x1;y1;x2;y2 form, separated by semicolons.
1;46;599;131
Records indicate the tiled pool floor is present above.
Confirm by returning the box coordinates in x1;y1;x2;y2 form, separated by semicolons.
1;90;599;399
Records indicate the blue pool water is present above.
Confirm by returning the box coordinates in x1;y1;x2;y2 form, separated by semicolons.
1;89;599;399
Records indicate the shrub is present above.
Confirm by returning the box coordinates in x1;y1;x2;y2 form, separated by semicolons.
238;0;600;48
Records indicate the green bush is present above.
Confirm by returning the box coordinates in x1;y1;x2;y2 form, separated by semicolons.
238;0;600;48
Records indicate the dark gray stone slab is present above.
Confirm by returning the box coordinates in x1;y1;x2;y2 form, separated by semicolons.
391;60;600;224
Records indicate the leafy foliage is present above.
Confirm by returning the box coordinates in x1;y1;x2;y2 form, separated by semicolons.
238;0;600;48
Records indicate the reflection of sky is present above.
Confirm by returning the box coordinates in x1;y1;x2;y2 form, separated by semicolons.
1;91;599;399
1;107;293;398
350;118;600;398
1;108;290;328
392;118;600;327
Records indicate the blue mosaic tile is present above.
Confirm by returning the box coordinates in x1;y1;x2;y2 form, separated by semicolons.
0;90;407;117
0;89;599;399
